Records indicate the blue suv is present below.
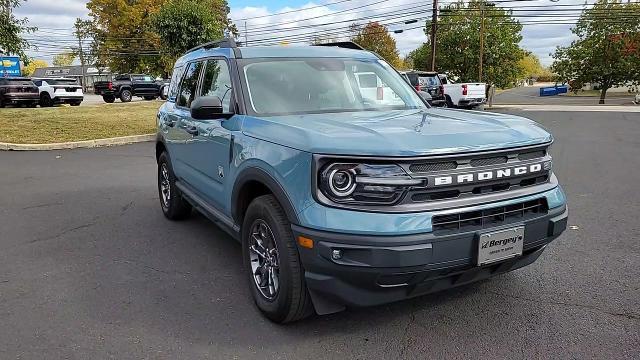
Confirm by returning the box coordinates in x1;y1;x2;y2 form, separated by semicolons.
156;39;568;323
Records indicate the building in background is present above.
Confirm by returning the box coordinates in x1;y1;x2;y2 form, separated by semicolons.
32;65;113;90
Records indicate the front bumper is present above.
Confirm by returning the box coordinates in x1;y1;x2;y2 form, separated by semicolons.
293;204;567;314
458;98;487;107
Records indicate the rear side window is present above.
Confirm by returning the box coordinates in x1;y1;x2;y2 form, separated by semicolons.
200;59;233;113
419;76;440;87
33;80;43;86
168;66;185;101
177;61;203;108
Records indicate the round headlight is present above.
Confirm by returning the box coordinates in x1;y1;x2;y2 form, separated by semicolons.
328;168;356;197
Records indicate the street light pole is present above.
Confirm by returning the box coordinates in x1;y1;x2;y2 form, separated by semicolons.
430;0;438;71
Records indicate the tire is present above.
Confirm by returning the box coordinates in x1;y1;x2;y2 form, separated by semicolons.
29;102;38;108
143;96;156;101
157;152;192;220
445;95;454;108
0;98;4;108
242;195;313;323
103;95;115;103
120;89;132;102
70;101;81;107
159;87;168;100
40;93;53;107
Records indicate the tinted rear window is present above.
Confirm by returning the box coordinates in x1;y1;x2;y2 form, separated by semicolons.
46;79;78;85
0;79;34;86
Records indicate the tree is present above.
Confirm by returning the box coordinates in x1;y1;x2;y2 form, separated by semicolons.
52;52;76;66
411;0;524;87
0;0;36;62
152;0;228;73
350;22;402;68
87;0;166;75
87;0;235;76
518;52;555;82
22;59;48;76
552;0;640;104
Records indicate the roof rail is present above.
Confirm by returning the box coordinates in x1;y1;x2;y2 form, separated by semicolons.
186;37;238;54
313;41;365;51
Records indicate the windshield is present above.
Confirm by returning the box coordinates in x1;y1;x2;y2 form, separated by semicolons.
241;58;427;116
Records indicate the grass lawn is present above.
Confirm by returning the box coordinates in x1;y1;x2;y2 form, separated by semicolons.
0;102;160;144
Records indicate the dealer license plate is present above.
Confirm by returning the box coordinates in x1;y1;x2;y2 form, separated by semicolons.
477;227;524;266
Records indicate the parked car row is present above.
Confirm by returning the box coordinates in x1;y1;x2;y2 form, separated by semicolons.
94;74;169;103
400;70;487;110
0;76;84;108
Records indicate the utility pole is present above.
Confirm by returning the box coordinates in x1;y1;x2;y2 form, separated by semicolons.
74;19;87;92
478;1;485;82
430;0;438;71
245;21;248;47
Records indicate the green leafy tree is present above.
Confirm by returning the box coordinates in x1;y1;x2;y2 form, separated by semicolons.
52;52;76;66
87;0;167;75
552;0;640;103
152;0;229;73
411;0;524;87
0;0;36;62
350;22;402;68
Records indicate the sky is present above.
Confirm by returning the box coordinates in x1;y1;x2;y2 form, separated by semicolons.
13;0;589;66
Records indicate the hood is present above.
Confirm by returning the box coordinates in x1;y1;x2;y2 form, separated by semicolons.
240;108;552;157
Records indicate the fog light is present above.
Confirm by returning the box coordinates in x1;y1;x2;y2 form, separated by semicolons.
331;249;342;260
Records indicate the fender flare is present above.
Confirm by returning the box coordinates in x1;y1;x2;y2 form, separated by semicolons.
231;167;300;225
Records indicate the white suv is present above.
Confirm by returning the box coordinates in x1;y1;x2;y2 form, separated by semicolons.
32;78;84;107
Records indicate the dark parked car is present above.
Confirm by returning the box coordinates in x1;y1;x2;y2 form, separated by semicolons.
401;71;446;107
94;74;163;103
0;77;39;108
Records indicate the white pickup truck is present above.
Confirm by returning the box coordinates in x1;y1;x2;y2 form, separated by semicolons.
439;74;486;109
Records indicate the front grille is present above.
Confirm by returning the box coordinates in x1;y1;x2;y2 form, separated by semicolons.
469;156;508;167
518;150;546;161
409;161;457;172
432;198;548;233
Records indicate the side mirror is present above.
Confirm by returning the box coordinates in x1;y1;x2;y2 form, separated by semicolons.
418;91;432;103
191;96;224;120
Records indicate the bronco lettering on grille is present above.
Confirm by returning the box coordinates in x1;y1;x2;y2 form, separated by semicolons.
432;163;544;187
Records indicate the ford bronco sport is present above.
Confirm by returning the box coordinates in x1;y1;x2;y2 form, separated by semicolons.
156;39;568;323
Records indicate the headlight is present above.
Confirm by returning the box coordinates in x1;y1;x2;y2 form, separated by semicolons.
318;162;424;205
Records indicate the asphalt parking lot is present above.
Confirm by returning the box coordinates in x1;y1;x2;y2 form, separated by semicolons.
1;109;639;359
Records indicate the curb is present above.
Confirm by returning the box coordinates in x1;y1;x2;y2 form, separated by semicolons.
0;134;156;151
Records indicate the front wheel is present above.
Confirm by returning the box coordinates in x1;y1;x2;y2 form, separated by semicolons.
242;195;313;323
120;89;132;102
157;152;192;220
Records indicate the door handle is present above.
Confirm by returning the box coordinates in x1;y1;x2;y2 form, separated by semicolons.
185;125;199;136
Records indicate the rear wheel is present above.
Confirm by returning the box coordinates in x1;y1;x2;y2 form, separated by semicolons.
70;101;81;107
40;93;53;107
0;98;4;108
103;95;115;103
242;195;313;323
157;152;191;220
120;89;132;102
445;95;454;108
